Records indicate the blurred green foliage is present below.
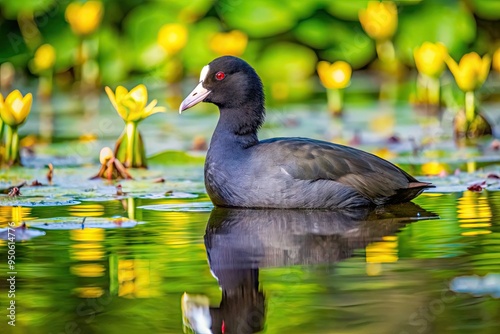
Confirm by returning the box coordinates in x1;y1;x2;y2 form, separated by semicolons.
396;2;477;64
0;0;499;101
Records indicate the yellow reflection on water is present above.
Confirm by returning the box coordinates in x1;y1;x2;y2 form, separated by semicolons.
0;206;33;226
126;198;135;220
72;247;105;261
73;286;104;299
71;263;106;277
457;191;492;236
161;212;193;247
69;204;104;217
71;228;105;242
70;228;107;298
117;259;159;298
70;229;105;261
461;230;492;236
365;235;398;276
460;223;491;228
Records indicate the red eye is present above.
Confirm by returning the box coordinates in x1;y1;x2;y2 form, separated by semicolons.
215;71;225;80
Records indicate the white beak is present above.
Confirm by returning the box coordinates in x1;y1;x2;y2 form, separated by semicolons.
179;81;211;114
179;65;212;114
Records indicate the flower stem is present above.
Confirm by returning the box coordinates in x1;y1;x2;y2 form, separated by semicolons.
139;133;147;168
376;40;396;64
327;88;343;116
134;130;146;168
465;91;475;123
127;197;135;220
114;130;126;162
75;38;84;82
417;74;440;106
39;69;54;98
134;129;141;167
17;11;41;51
4;125;20;165
125;122;137;168
427;76;440;106
0;119;4;145
4;125;12;163
11;127;19;165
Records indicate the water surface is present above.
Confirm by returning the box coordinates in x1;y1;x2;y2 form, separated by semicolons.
1;188;500;333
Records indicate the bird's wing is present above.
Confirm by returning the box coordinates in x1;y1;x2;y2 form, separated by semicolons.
256;138;426;202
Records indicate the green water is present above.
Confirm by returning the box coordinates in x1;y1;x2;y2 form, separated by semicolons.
1;189;500;333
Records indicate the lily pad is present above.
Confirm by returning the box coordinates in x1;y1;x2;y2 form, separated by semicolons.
29;217;140;230
147;150;205;165
138;201;214;212
425;185;469;193
0;197;80;207
21;154;90;168
137;192;199;200
420;170;500;193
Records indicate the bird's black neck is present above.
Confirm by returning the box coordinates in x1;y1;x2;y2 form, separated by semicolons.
208;64;265;150
211;105;265;149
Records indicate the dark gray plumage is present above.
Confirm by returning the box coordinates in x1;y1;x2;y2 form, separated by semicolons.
180;56;434;209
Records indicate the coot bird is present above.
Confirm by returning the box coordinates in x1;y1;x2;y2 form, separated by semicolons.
180;56;433;209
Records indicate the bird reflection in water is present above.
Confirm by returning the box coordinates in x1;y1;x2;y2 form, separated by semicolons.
182;203;438;334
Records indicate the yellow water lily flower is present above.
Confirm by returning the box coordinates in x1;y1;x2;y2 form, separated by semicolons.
414;42;447;78
210;30;248;56
317;61;352;89
0;90;33;127
421;161;447;176
445;52;491;92
65;1;103;36
33;44;56;72
359;1;398;41
105;84;165;168
157;23;188;55
105;84;166;123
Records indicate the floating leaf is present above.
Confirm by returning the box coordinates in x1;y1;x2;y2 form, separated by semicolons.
0;197;80;207
138;201;213;212
148;150;205;165
138;192;198;200
29;217;140;230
